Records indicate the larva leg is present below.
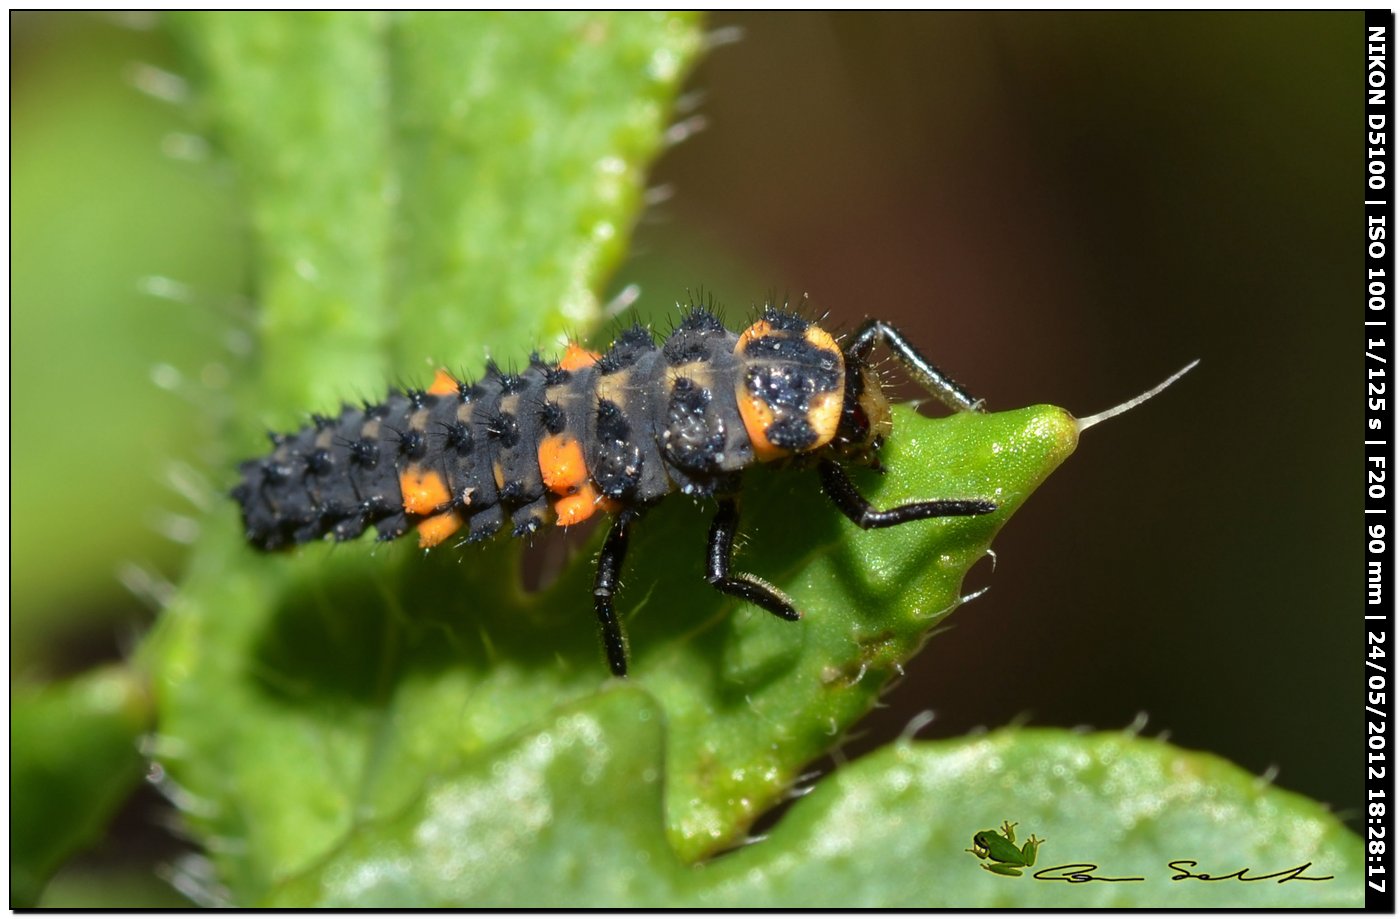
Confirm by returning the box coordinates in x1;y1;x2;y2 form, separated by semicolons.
845;319;983;413
593;507;638;676
706;498;800;621
819;460;996;529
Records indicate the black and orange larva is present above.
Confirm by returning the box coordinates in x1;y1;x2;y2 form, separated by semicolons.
232;305;997;675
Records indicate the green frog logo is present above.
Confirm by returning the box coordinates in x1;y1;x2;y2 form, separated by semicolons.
966;821;1044;877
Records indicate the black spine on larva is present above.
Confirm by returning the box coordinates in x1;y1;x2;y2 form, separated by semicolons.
463;372;508;542
234;394;404;550
235;378;511;549
654;308;752;495
495;363;552;536
589;325;672;503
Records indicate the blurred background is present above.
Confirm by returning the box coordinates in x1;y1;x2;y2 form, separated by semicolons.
13;11;1360;905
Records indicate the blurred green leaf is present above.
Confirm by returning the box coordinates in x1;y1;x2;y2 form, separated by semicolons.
38;866;194;910
11;14;243;672
267;690;1361;907
11;666;153;907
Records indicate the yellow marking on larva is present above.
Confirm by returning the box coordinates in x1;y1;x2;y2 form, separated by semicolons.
736;319;773;350
538;433;589;496
492;462;506;491
805;329;845;449
427;369;459;395
666;363;714;391
400;466;452;516
803;324;841;358
560;342;601;371
417;510;464;547
593;369;632;407
806;388;844;449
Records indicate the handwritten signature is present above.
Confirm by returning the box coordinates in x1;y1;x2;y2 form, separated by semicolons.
1029;861;1334;884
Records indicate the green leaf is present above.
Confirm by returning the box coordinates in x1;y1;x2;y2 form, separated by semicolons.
708;728;1363;907
266;691;1362;908
147;402;1078;902
11;667;154;907
11;15;244;671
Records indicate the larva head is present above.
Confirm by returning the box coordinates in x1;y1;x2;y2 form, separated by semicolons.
827;355;893;466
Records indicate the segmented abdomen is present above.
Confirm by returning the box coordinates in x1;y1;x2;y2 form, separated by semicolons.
233;307;846;551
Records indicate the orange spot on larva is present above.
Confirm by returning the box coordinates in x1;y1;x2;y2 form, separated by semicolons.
736;391;786;462
552;482;621;527
559;342;601;371
538;434;588;495
427;369;459;395
735;320;786;462
553;487;600;526
400;466;452;515
416;510;463;548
